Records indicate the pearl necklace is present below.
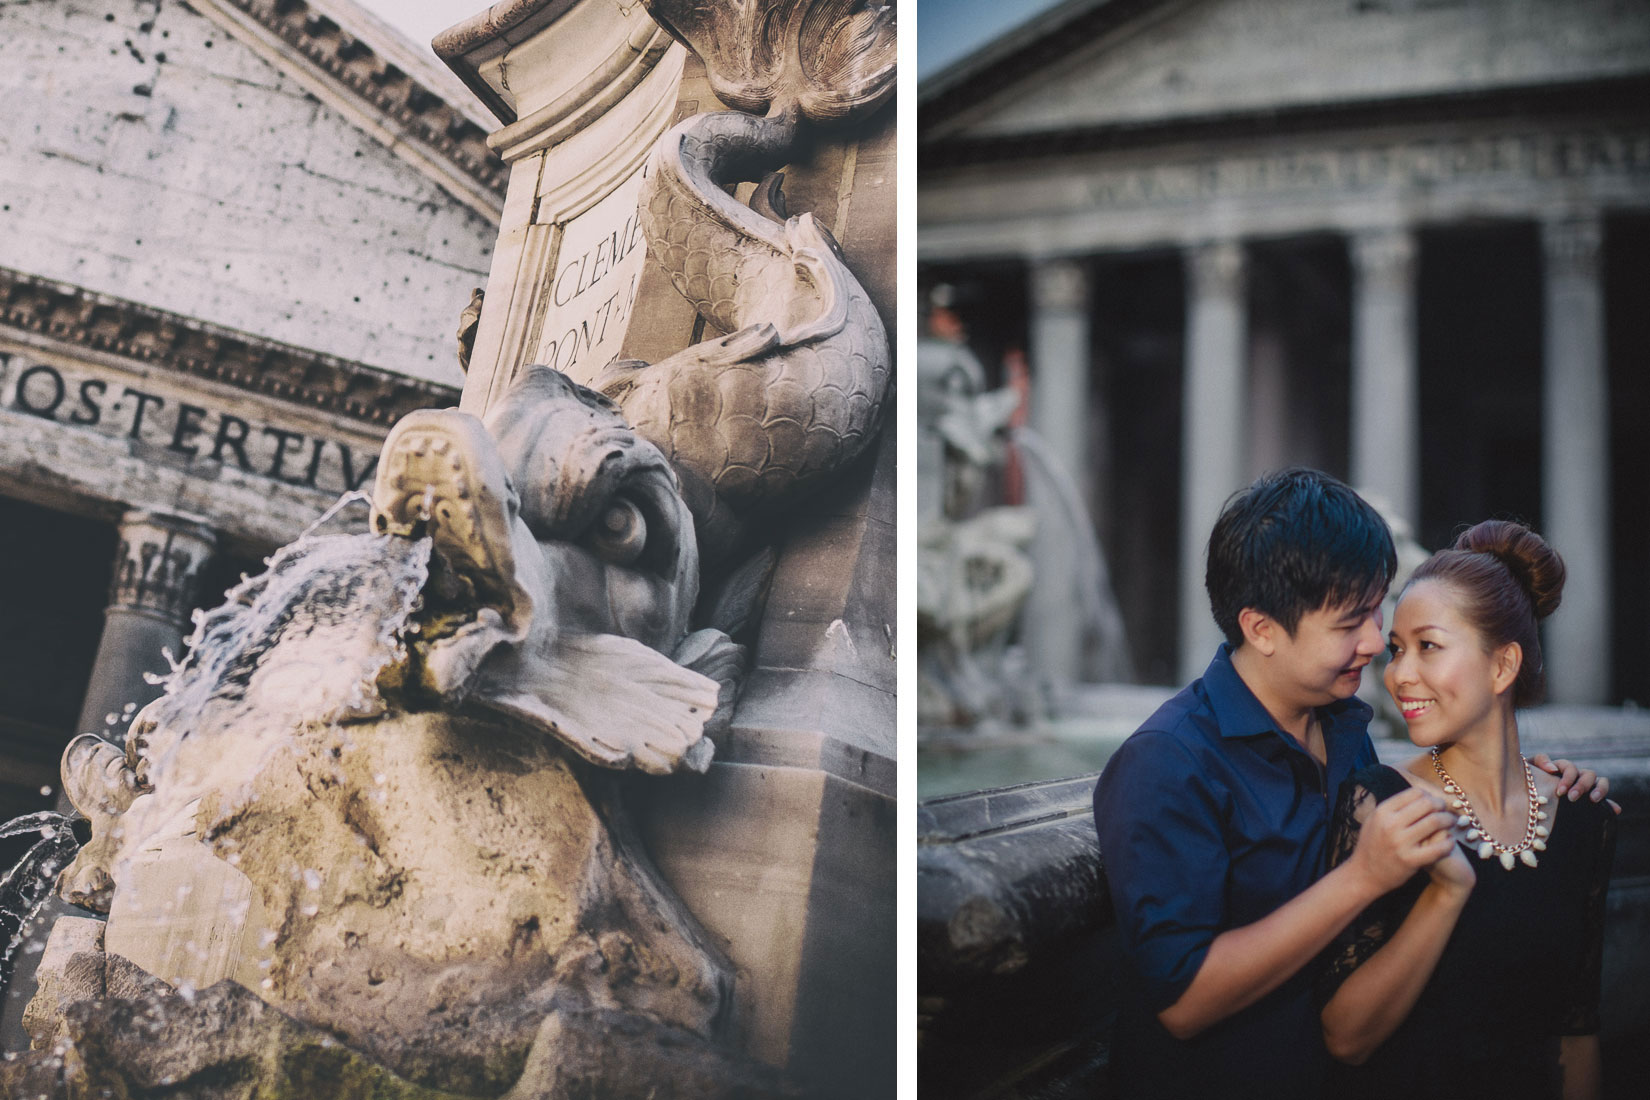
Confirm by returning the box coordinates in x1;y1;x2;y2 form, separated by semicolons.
1428;748;1550;870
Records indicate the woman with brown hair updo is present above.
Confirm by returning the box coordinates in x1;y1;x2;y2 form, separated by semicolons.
1316;520;1617;1100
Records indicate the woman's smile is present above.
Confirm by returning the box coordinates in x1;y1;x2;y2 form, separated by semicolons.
1393;695;1435;720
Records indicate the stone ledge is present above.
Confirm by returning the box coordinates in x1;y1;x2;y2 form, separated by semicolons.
0;266;459;429
725;668;895;797
923;73;1650;168
432;0;585;126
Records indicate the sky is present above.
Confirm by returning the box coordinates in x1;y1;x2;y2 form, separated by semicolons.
354;0;482;56
916;0;1067;80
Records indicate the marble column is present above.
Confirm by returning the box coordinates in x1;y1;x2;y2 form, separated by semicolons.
72;510;218;747
1180;240;1249;683
1541;216;1610;704
1025;257;1091;692
1350;228;1419;532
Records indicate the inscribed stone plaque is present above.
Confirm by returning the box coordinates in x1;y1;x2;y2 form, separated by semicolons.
531;167;651;387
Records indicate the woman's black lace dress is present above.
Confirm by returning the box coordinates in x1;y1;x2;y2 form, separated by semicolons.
1319;764;1617;1100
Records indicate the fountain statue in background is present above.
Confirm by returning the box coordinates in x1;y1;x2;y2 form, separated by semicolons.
2;1;894;1095
916;317;1139;737
916;335;1040;730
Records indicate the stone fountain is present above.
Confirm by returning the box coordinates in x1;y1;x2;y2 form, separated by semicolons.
915;334;1036;731
915;326;1148;800
1;2;895;1096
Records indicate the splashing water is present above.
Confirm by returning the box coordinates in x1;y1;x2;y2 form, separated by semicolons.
119;532;432;853
148;532;429;730
301;490;374;540
1010;426;1135;684
0;812;79;1007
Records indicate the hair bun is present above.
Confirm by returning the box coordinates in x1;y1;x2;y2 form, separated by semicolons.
1452;519;1566;619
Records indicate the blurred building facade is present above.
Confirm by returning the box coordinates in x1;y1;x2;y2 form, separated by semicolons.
919;0;1650;703
0;0;500;833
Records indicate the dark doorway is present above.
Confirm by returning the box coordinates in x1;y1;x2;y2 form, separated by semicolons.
1416;222;1545;553
1090;252;1184;684
919;259;1030;388
1245;235;1353;483
1605;213;1650;706
0;499;113;867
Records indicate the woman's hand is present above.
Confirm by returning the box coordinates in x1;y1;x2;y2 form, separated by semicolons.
1425;835;1476;896
1346;787;1458;895
1321;815;1474;1064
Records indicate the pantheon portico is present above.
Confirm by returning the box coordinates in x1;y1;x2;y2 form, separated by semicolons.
0;0;497;842
919;0;1650;705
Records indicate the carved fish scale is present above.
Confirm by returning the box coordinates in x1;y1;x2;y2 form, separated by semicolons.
603;107;889;515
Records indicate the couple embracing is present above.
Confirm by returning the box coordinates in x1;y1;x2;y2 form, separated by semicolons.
1095;468;1617;1100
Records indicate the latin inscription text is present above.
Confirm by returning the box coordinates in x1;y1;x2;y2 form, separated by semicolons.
2;354;379;494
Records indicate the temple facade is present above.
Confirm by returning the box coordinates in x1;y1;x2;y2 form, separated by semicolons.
0;0;499;834
919;0;1650;705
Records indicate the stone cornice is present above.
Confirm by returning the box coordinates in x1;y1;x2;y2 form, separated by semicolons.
432;0;582;125
190;0;508;218
922;73;1650;170
0;266;459;428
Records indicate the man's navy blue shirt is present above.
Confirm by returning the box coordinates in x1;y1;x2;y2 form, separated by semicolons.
1093;645;1379;1100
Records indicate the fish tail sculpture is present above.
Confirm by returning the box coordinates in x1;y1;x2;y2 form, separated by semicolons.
591;1;896;557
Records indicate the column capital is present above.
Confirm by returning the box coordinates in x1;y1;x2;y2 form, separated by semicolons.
1350;227;1416;283
108;510;219;626
1542;216;1603;281
1186;239;1246;299
1029;258;1089;312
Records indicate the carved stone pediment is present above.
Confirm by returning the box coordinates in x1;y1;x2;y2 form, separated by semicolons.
925;0;1650;142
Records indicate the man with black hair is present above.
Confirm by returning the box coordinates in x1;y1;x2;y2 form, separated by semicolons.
1093;467;1603;1099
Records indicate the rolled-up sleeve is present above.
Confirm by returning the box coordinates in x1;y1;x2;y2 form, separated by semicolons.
1094;730;1231;1012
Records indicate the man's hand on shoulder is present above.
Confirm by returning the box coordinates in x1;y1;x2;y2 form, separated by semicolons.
1531;754;1620;813
1346;787;1457;895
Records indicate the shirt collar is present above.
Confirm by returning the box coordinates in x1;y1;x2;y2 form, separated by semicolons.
1199;643;1373;744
